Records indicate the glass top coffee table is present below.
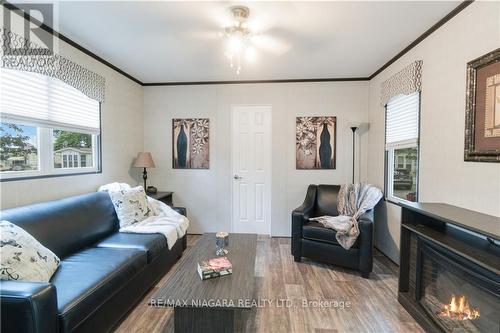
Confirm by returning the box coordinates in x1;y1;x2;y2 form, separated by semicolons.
150;233;257;333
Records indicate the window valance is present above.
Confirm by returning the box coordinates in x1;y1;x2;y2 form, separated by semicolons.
380;60;422;107
1;68;101;133
1;28;105;103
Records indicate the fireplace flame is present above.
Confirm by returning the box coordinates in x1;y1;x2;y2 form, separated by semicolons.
439;295;480;321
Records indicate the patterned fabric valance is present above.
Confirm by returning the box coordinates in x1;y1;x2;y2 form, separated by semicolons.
1;28;105;102
380;60;422;106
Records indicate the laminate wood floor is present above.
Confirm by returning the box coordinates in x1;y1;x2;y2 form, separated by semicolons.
115;235;423;333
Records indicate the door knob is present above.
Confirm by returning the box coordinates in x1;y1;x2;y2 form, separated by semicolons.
233;175;243;180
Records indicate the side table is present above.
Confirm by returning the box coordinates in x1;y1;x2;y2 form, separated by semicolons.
148;191;173;206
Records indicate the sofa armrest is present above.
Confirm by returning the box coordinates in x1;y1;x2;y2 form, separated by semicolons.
172;206;187;217
172;207;188;250
291;185;317;257
358;209;374;275
1;281;58;333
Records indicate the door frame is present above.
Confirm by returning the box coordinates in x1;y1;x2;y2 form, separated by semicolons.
230;104;272;235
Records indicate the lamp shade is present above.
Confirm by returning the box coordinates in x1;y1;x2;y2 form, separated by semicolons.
134;152;155;168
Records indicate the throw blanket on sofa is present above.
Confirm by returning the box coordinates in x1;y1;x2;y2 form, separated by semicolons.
98;183;189;249
309;183;382;250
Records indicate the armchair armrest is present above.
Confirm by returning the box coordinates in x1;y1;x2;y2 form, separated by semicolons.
357;209;374;276
291;185;317;258
172;207;188;249
292;185;317;219
1;281;58;333
358;209;374;225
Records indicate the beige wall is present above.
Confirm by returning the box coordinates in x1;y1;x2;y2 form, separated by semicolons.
144;82;369;235
0;12;144;208
367;1;500;262
2;2;499;263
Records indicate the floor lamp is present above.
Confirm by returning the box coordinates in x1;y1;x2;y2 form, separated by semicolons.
350;126;358;184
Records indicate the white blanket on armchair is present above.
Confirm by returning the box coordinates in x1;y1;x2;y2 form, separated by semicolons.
98;182;189;249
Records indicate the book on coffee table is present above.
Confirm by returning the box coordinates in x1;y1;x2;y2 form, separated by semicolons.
197;257;232;280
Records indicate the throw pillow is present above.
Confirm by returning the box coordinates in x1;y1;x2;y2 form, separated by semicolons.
108;186;154;228
98;182;131;193
0;220;60;282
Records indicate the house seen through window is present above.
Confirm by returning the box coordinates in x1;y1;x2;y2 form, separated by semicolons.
53;130;93;169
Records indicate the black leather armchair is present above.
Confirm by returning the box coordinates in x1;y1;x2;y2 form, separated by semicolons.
292;184;375;278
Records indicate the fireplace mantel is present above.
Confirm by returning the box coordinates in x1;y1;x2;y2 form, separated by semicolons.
398;202;500;333
400;202;500;240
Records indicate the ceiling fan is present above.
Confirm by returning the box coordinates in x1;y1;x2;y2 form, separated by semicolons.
189;4;293;75
223;6;253;74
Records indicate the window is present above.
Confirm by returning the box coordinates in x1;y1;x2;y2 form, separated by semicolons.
0;69;101;180
397;155;405;169
385;92;420;202
0;123;39;173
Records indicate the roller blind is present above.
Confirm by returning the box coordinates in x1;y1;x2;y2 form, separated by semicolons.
385;92;419;149
0;68;100;134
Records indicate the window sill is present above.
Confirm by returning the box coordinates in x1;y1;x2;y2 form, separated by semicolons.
0;170;102;182
384;197;417;207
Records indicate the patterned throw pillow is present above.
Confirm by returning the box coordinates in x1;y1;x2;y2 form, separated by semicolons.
108;186;154;228
0;220;60;282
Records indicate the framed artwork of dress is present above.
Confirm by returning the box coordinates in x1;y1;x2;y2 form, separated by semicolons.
172;118;209;169
296;116;336;169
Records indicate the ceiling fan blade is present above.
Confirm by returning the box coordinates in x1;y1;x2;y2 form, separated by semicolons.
183;30;221;41
251;34;292;56
244;2;299;34
204;3;236;28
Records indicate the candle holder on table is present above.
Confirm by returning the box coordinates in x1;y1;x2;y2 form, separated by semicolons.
215;232;229;256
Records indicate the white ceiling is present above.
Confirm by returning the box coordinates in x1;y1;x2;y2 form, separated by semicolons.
47;1;460;83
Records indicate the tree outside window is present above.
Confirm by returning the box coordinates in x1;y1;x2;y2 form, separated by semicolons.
0;122;38;172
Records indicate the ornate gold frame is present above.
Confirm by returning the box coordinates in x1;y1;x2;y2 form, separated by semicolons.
464;48;500;162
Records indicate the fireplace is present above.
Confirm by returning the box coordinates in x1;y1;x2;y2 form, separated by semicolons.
417;239;499;332
398;202;500;333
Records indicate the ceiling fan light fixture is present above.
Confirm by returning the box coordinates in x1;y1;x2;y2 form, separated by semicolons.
222;5;255;75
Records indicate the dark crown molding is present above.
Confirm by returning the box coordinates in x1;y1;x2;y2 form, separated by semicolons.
3;1;474;86
143;77;369;86
368;0;474;80
2;1;143;85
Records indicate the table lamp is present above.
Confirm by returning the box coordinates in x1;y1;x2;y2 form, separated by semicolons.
134;152;155;191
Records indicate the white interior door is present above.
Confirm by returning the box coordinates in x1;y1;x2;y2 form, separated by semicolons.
231;105;272;235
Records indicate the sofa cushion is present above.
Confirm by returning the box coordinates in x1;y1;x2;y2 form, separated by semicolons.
0;220;60;282
302;221;359;249
95;232;166;262
0;192;119;258
50;247;146;332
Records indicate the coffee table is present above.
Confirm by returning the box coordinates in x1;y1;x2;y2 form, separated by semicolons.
150;233;257;333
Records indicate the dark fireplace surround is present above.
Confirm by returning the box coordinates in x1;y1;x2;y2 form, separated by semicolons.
398;203;500;333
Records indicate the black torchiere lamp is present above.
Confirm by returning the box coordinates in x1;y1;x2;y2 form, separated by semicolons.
133;152;156;190
350;126;358;184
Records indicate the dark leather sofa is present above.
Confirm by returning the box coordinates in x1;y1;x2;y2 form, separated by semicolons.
292;184;375;278
0;191;187;333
